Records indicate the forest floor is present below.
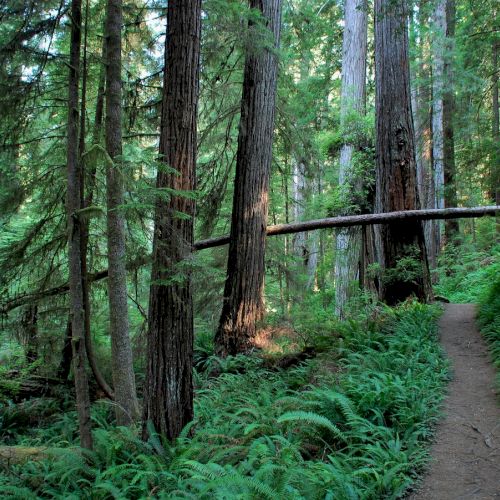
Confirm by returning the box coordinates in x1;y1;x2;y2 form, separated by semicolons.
408;303;500;500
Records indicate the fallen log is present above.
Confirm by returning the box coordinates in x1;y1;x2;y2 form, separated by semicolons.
1;206;497;313
0;446;81;466
194;206;500;250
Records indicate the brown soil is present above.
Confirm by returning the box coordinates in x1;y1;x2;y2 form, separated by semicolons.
407;303;500;500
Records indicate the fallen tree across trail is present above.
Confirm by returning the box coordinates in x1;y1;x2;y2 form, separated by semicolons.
194;206;499;250
2;206;498;313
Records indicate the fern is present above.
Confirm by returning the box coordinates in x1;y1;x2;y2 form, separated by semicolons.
277;411;347;442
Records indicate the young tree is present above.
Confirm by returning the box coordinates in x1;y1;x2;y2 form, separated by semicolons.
334;0;368;318
374;0;432;304
104;0;139;425
215;0;282;356
66;0;93;449
142;0;202;440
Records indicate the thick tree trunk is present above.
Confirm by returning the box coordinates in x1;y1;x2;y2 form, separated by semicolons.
443;0;459;241
334;0;367;318
215;0;282;357
104;0;139;425
142;0;201;440
66;0;93;450
374;0;432;305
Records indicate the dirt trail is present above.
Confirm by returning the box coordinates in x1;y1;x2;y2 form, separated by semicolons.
408;303;500;500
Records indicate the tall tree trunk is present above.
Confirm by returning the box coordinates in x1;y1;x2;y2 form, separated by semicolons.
411;1;437;267
431;0;446;253
104;0;139;425
80;11;114;401
443;0;459;241
491;40;499;221
142;0;201;440
334;0;368;318
374;0;432;305
215;0;282;357
66;0;93;450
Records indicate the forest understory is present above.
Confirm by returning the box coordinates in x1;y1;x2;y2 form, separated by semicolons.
1;0;499;498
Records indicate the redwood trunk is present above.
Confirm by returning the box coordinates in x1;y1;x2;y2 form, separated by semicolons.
104;0;139;425
142;0;201;440
66;0;93;450
374;0;432;305
334;0;368;318
215;0;282;356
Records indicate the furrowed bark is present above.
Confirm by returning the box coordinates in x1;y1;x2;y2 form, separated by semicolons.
142;0;201;440
215;0;282;357
334;0;368;318
374;0;432;304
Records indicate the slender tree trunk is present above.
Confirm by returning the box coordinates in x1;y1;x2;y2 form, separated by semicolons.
142;0;201;440
283;168;291;313
374;0;432;305
292;159;307;263
22;305;38;363
58;317;73;381
215;0;282;357
104;0;139;425
334;0;367;318
79;12;114;401
443;0;459;241
66;0;93;450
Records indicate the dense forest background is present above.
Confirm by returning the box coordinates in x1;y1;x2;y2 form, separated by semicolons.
0;0;498;497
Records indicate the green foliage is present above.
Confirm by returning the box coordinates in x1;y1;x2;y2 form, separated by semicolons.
434;237;499;303
1;304;448;498
477;259;500;390
382;245;424;289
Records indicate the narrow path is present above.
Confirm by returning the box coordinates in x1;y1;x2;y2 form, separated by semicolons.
408;304;500;500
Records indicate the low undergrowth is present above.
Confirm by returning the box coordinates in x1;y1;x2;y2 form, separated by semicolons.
434;242;499;303
477;261;500;391
0;303;448;499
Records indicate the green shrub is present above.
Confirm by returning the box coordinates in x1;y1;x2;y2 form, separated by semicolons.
477;260;500;390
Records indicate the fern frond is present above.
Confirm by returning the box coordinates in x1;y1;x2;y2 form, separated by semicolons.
277;411;347;442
